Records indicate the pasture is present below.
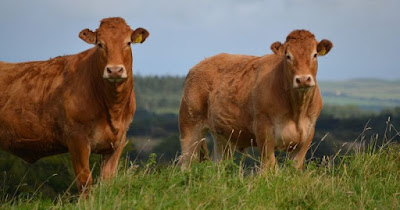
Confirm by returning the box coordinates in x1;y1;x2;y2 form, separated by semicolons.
1;142;399;209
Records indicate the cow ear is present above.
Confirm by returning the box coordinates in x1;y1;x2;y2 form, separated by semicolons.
79;29;96;44
317;39;333;56
271;41;283;55
131;28;150;44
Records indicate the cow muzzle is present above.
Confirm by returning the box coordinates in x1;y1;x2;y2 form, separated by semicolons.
103;65;127;82
293;74;315;89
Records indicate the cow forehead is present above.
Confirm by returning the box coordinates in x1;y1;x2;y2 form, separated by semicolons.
286;39;317;55
97;18;132;41
97;28;131;42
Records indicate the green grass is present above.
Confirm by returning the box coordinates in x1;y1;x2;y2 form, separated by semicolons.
1;144;399;209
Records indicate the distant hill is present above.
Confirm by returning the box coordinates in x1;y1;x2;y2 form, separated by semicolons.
319;79;400;110
134;76;400;113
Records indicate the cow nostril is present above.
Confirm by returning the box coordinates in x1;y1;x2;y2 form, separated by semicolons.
118;68;123;73
296;78;301;84
106;68;112;74
306;77;311;82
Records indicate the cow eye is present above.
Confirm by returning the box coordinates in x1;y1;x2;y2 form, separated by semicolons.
127;42;131;46
313;53;317;58
97;43;103;48
286;55;291;60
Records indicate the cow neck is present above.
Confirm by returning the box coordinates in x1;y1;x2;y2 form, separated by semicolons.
88;49;134;134
288;87;316;122
279;65;317;123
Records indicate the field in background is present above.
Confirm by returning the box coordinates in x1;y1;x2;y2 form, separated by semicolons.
320;79;400;110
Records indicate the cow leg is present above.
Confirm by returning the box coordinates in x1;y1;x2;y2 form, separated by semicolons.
67;139;92;194
257;136;276;170
289;129;314;170
212;134;224;162
255;121;276;170
179;124;207;170
199;139;210;162
178;99;208;170
212;134;234;162
101;134;127;179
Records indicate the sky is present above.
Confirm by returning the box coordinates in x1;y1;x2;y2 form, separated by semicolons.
0;0;399;80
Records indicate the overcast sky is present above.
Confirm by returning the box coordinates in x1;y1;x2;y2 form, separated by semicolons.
0;0;399;80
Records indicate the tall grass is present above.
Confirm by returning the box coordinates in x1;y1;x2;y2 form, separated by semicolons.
1;127;400;209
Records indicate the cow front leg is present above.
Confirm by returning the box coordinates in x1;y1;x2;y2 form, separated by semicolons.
101;134;127;179
290;129;314;170
257;136;276;170
255;121;276;170
68;139;92;194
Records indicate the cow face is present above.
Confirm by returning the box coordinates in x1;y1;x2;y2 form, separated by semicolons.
271;30;332;90
79;18;149;83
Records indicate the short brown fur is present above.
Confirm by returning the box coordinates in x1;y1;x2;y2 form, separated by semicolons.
0;17;149;194
179;30;332;170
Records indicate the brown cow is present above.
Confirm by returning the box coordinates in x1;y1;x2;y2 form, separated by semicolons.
179;30;332;170
0;17;149;193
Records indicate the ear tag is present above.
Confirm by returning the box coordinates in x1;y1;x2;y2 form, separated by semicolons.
319;48;326;56
134;34;143;43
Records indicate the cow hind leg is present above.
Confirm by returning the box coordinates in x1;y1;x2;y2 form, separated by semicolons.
212;134;234;162
199;139;210;161
178;103;208;169
179;123;207;170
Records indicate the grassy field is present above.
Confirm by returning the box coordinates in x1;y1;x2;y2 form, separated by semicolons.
1;142;399;209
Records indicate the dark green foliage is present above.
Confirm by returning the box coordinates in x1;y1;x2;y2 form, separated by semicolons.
152;134;181;162
134;75;185;114
128;110;178;137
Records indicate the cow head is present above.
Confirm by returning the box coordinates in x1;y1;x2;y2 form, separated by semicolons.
271;30;332;90
79;17;149;83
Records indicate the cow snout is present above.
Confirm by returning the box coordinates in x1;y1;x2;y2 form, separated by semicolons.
103;65;127;82
293;75;315;89
106;66;124;78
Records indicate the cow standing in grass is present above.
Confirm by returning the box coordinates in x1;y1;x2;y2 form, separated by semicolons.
179;30;332;170
0;17;149;193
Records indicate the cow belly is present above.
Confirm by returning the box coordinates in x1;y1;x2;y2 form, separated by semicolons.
7;138;66;163
210;130;257;150
207;118;256;149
